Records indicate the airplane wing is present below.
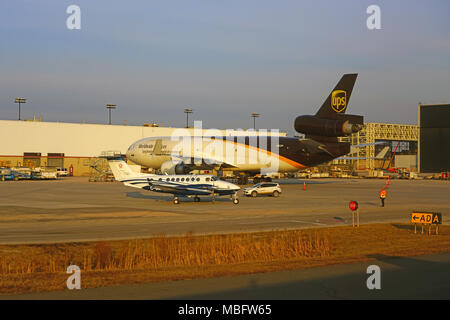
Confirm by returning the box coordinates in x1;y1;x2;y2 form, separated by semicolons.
302;139;334;156
171;155;237;170
340;146;390;160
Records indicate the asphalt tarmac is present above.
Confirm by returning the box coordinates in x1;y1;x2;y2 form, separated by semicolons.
0;177;449;244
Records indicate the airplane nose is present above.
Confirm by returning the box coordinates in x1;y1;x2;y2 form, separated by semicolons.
126;145;135;159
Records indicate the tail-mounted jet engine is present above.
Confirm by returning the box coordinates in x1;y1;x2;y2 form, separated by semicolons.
294;115;363;137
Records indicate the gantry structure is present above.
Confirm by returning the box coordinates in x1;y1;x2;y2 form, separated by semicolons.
336;123;419;170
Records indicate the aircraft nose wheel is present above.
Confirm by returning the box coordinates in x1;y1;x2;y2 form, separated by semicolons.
173;197;180;204
194;196;200;202
233;198;239;204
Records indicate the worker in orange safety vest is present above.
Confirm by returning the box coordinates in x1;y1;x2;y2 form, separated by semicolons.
379;188;387;207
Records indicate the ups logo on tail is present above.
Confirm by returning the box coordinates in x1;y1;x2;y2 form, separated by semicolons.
331;90;347;112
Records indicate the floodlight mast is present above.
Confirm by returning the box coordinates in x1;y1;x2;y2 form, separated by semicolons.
15;98;26;120
106;103;117;125
251;112;260;130
184;108;193;128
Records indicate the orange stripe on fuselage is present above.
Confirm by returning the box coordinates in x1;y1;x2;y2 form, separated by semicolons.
219;138;306;169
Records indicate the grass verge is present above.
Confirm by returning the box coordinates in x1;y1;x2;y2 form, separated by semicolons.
1;223;449;295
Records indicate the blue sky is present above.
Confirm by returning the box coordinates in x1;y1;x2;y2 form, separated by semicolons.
1;1;449;133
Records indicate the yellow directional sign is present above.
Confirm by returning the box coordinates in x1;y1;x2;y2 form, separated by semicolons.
411;212;442;225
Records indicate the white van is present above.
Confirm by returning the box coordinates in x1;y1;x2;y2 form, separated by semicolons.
56;168;69;177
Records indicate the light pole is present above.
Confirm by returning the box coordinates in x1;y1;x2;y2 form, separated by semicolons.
15;98;26;120
184;108;193;128
106;103;116;125
251;112;260;130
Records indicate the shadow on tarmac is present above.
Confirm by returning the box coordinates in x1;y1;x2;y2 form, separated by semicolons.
126;192;233;203
169;254;450;300
3;254;449;300
391;224;416;231
273;179;339;185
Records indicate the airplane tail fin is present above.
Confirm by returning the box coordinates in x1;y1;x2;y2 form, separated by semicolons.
315;73;358;119
108;159;139;181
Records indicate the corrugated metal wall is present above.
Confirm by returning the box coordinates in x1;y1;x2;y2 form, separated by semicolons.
419;104;450;173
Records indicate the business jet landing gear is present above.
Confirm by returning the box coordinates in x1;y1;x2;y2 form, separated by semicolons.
231;193;239;204
173;197;180;204
194;196;200;202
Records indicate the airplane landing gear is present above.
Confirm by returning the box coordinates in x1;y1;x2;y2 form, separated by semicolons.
253;176;272;184
237;175;248;185
194;196;200;202
173;197;180;204
231;193;239;204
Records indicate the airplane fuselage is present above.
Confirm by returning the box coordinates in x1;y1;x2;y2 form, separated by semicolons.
122;174;239;196
126;135;351;174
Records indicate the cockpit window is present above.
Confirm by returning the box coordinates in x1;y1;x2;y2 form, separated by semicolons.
127;143;135;151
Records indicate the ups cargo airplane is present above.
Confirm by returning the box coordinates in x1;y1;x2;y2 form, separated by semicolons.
126;74;364;184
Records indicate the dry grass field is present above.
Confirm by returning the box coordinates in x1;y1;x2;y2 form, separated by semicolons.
1;223;449;295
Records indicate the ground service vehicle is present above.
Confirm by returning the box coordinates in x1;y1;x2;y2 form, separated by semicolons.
0;168;30;181
56;168;69;177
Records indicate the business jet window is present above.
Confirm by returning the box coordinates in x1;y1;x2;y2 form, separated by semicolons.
196;178;200;182
171;178;175;182
166;178;170;181
176;178;180;182
206;178;210;182
181;178;185;182
159;178;162;181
